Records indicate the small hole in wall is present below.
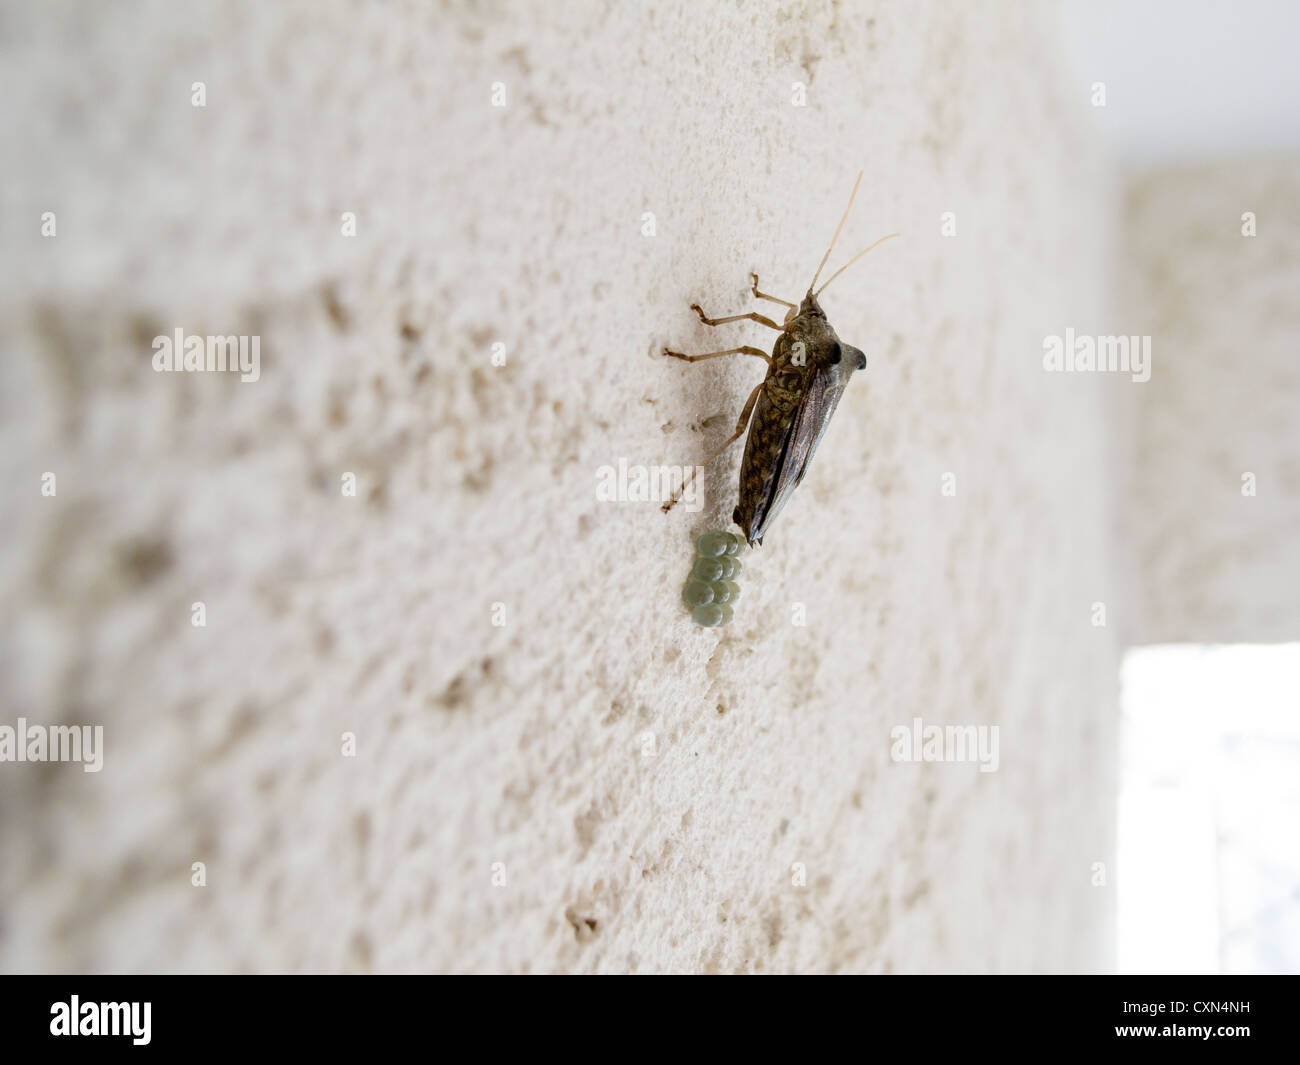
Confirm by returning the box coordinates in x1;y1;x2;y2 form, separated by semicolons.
564;907;598;941
322;283;352;332
116;537;173;586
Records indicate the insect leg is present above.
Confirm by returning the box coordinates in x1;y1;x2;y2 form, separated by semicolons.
662;382;765;513
750;273;796;309
663;345;771;366
691;304;784;331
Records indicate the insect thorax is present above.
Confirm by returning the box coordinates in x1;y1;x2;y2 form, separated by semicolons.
774;306;841;375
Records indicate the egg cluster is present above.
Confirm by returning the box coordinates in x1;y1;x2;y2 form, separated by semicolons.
682;530;745;627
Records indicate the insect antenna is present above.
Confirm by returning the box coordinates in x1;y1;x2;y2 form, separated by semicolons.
807;171;863;294
813;231;900;297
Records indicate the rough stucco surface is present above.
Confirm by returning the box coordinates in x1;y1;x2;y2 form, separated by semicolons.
0;1;1121;973
1124;159;1300;646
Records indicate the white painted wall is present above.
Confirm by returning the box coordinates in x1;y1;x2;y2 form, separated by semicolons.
1123;159;1300;645
1;1;1124;973
1061;0;1300;169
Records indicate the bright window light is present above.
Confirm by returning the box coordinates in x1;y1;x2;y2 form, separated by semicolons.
1119;644;1300;974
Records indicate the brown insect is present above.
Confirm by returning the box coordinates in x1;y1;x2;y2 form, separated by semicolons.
663;173;898;546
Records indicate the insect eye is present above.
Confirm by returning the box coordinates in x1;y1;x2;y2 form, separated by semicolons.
828;342;842;365
856;352;866;371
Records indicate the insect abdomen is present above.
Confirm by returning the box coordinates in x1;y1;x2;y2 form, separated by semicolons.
733;386;800;545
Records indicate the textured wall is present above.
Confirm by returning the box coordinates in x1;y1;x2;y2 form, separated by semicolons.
1123;159;1300;645
0;1;1120;972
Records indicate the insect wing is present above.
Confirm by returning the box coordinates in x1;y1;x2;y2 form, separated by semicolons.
749;367;847;541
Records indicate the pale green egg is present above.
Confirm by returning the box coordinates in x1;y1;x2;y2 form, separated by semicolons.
696;531;731;557
692;556;725;582
682;579;714;607
692;603;725;627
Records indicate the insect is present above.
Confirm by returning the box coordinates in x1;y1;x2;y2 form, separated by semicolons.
662;173;898;546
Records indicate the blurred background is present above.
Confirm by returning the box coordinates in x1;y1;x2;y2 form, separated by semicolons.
1062;0;1300;974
